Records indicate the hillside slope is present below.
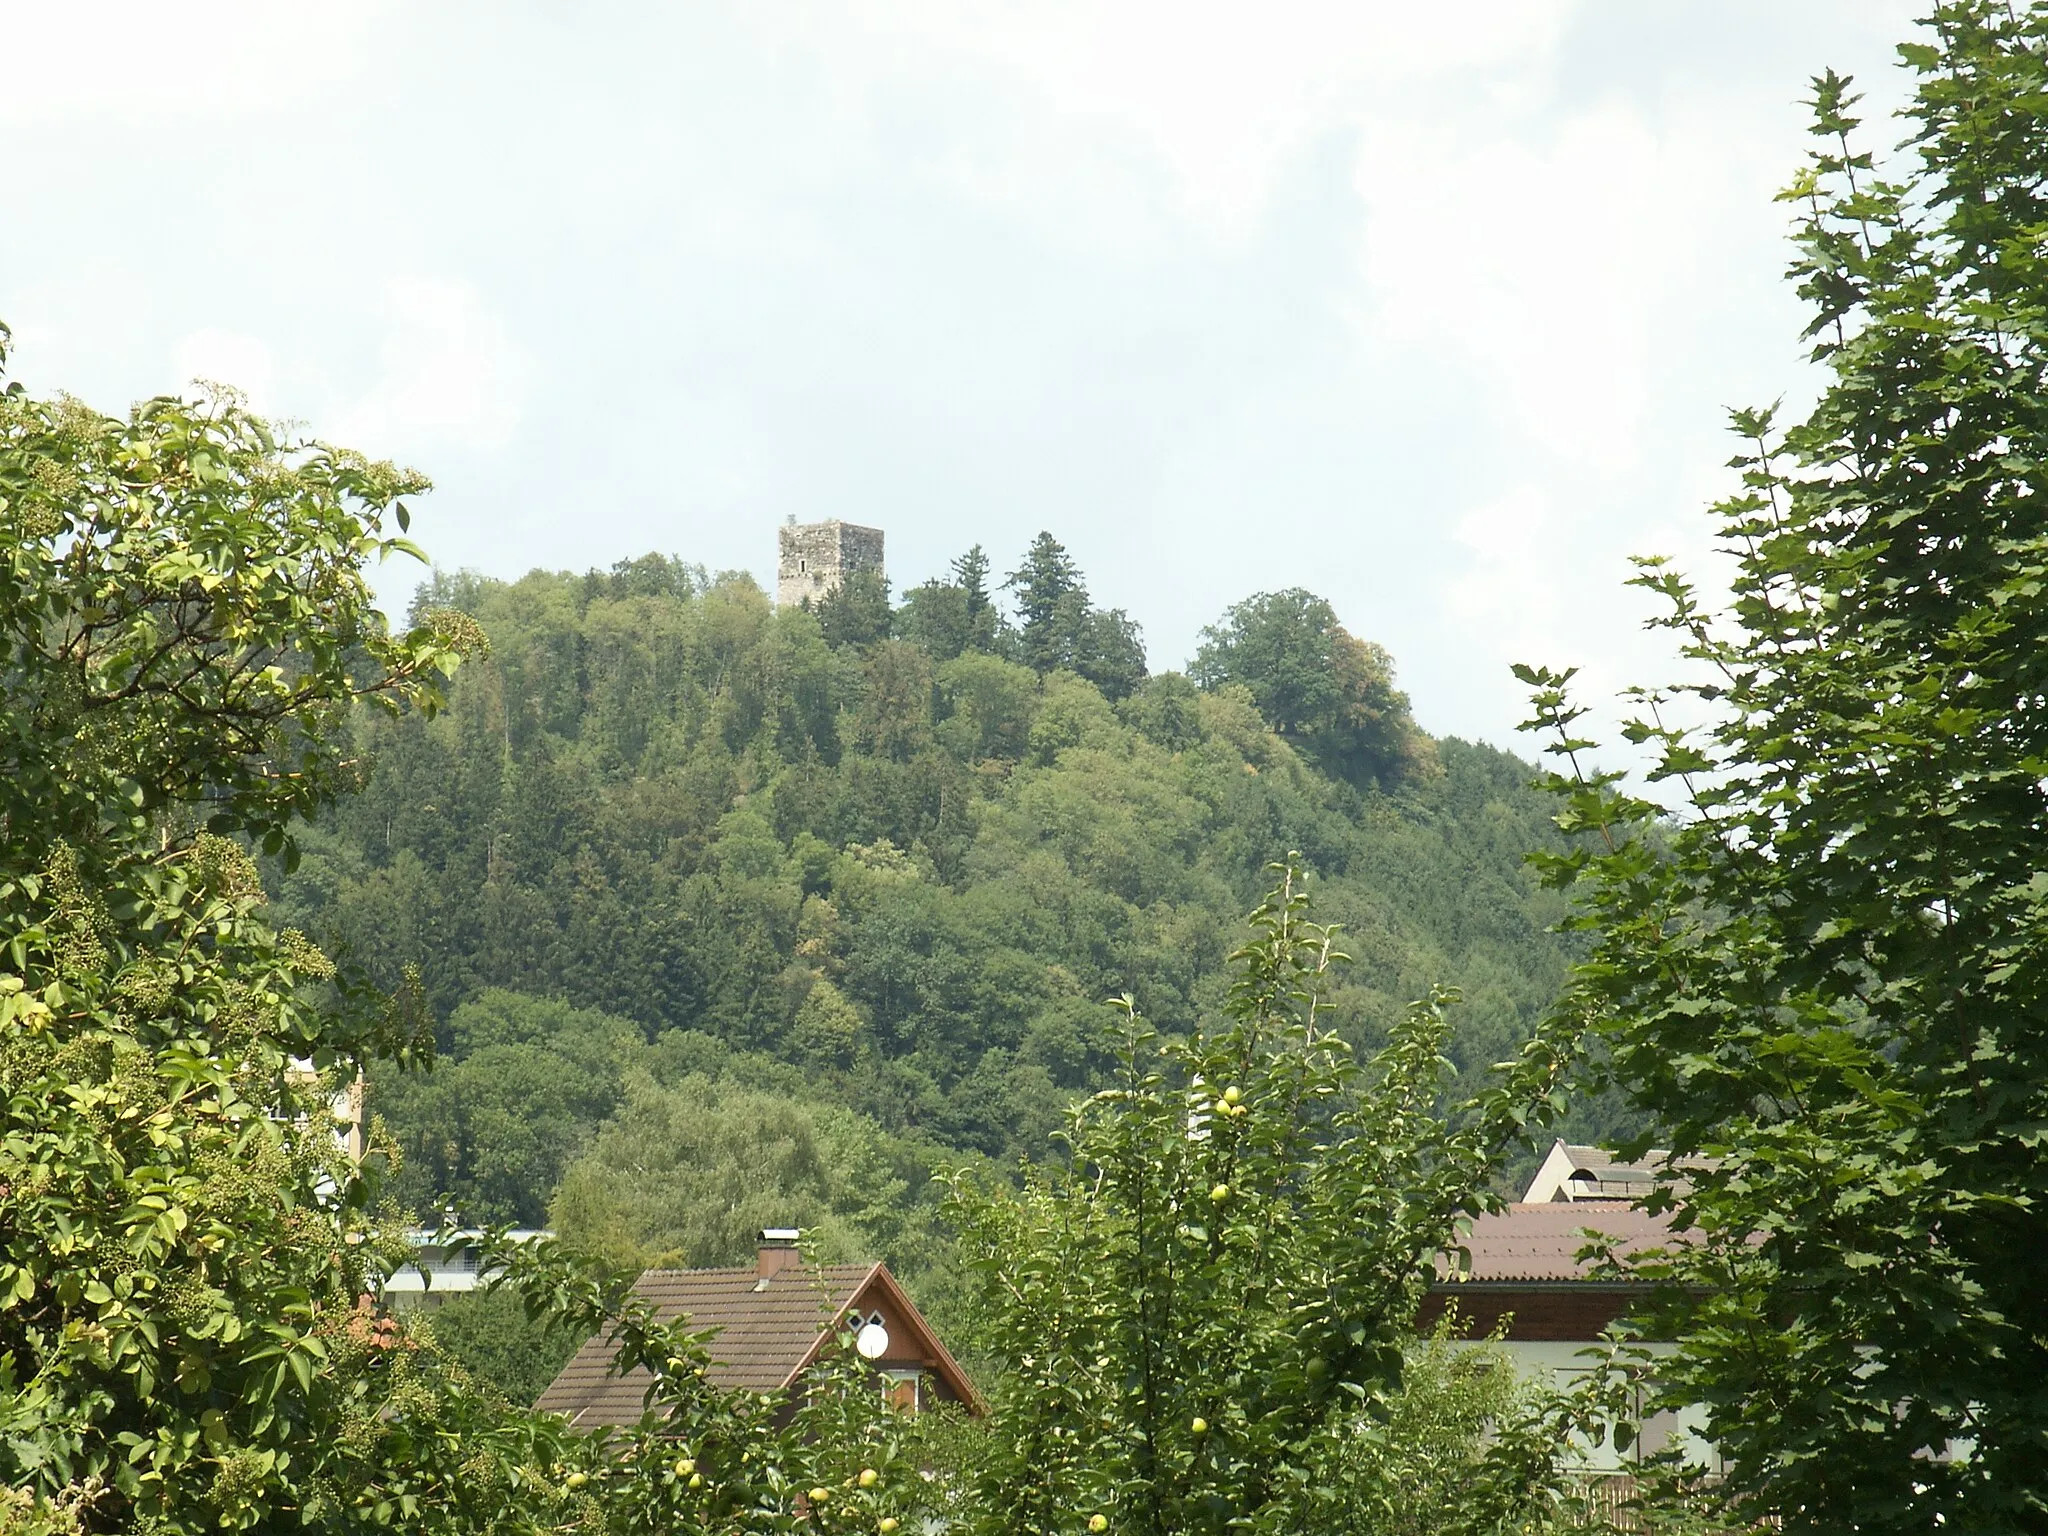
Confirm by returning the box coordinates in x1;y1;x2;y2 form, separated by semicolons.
271;554;1579;1249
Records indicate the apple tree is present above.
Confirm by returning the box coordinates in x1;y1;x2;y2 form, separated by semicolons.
944;861;1602;1536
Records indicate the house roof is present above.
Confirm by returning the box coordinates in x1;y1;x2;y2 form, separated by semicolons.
1521;1138;1685;1203
534;1261;979;1427
1441;1202;1680;1285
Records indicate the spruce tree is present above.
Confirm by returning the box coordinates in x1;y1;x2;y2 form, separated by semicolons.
1005;531;1082;674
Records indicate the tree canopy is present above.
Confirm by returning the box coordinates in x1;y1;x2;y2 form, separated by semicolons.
1520;6;2048;1527
1193;589;1434;788
1003;531;1149;699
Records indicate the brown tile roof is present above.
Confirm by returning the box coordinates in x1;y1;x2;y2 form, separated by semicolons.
1442;1202;1680;1284
535;1262;878;1427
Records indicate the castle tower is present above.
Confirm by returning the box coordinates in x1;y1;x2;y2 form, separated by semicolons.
777;518;885;609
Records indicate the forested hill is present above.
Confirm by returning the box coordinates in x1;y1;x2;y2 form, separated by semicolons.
271;543;1579;1267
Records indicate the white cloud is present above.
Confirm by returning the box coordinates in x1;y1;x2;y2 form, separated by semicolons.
1350;63;1806;474
330;277;533;457
1357;104;1662;469
171;328;276;408
1444;485;1570;665
1;2;388;116
734;0;1582;248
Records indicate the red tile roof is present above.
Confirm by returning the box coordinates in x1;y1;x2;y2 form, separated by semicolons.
1443;1202;1680;1284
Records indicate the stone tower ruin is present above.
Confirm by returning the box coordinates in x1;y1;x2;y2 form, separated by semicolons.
776;518;885;609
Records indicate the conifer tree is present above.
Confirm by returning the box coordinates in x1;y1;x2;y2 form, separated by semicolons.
1005;532;1083;675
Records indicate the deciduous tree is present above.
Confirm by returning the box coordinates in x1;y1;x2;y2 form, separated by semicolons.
1193;589;1432;786
1520;8;2048;1526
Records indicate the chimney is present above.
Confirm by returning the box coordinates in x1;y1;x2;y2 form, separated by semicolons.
757;1227;802;1280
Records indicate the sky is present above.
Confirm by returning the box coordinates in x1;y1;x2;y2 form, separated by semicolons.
2;1;1924;753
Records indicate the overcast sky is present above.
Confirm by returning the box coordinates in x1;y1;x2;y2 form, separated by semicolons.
3;1;1923;751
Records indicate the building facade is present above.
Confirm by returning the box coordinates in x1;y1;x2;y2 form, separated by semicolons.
1423;1140;1719;1475
381;1229;550;1310
776;518;885;609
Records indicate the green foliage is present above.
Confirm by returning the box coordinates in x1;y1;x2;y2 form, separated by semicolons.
1193;588;1435;788
548;1073;915;1270
0;346;474;883
942;861;1593;1535
1309;1322;1616;1536
0;334;562;1532
850;640;936;761
1004;531;1148;699
1518;8;2048;1528
1006;531;1083;674
275;546;1584;1246
1118;672;1207;754
896;545;1005;661
421;1285;583;1411
936;650;1041;762
812;568;893;650
896;577;977;661
375;990;641;1226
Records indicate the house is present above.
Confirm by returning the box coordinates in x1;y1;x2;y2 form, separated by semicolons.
285;1059;364;1161
1419;1197;1677;1344
381;1229;550;1310
1421;1140;1717;1473
1423;1138;1686;1340
536;1230;980;1426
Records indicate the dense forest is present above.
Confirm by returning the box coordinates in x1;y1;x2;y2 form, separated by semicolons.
270;536;1584;1299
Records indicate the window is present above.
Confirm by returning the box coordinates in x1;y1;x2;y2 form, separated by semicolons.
883;1369;921;1413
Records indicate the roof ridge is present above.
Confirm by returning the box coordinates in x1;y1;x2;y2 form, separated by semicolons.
775;1262;885;1394
637;1260;877;1277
